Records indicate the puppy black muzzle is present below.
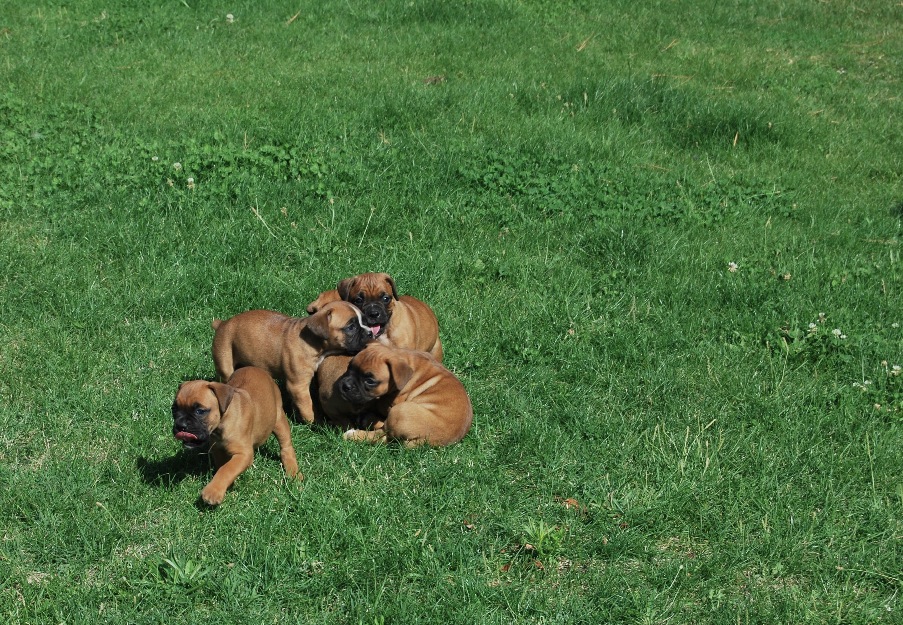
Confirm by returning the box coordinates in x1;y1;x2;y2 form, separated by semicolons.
171;405;210;448
343;321;374;354
361;302;390;332
338;373;368;405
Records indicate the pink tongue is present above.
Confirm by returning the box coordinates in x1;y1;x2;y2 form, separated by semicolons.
370;325;381;337
175;431;199;442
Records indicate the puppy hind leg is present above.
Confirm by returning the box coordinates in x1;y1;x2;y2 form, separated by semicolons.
384;403;442;447
431;337;444;362
273;412;300;479
212;350;234;382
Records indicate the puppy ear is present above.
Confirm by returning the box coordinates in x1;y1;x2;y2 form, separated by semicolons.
388;356;414;389
337;277;355;301
307;290;340;314
305;307;332;340
208;382;235;415
382;274;399;300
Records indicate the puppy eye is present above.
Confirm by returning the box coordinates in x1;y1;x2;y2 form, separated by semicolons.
193;407;208;416
364;376;378;388
353;294;365;304
381;295;391;303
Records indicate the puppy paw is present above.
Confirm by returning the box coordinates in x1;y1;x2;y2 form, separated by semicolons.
201;485;225;506
283;461;301;480
343;429;360;440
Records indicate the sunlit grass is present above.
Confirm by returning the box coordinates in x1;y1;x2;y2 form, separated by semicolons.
0;1;900;623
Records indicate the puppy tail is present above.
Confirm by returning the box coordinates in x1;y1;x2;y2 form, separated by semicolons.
211;318;222;331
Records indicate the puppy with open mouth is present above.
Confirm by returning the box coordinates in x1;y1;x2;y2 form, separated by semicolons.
306;272;442;361
211;301;373;424
171;366;299;505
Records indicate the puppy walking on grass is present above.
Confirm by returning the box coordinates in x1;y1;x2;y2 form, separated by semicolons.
171;366;299;506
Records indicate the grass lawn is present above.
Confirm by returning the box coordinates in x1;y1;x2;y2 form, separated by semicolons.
1;1;901;623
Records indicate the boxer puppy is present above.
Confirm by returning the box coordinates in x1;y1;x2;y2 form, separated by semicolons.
314;354;387;429
171;366;299;505
306;272;443;361
211;301;372;424
313;354;360;429
337;343;473;447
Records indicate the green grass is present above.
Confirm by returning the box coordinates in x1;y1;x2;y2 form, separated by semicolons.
1;0;901;623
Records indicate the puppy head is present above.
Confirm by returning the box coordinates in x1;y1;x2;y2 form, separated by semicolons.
305;289;341;315
303;301;373;353
338;343;413;405
171;380;234;448
336;272;398;338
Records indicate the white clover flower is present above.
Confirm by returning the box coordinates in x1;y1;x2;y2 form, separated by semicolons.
151;156;159;162
893;322;900;329
727;261;738;273
226;13;235;23
892;365;901;376
832;328;842;337
173;162;182;171
186;177;195;190
818;313;826;324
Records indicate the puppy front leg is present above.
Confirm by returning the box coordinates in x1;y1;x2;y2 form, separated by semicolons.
201;450;254;505
286;376;316;424
343;426;388;443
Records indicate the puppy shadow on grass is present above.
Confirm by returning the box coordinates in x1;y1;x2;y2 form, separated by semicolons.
136;448;212;489
136;445;292;511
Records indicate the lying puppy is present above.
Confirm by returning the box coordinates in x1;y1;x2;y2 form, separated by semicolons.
171;366;299;505
314;354;388;429
314;354;361;429
306;272;443;361
337;343;472;447
211;301;372;424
